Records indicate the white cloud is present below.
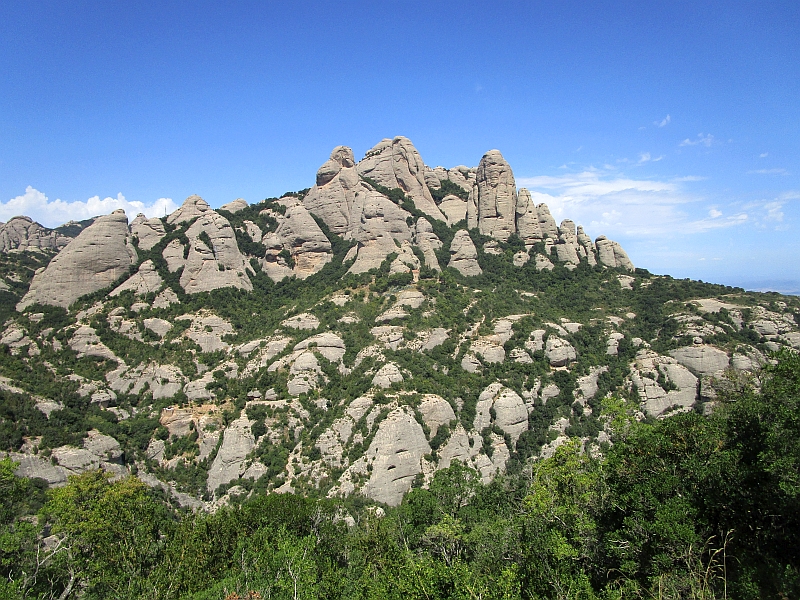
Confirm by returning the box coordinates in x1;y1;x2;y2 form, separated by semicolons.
654;114;671;127
764;201;784;222
638;152;664;164
0;187;178;229
747;168;788;175
709;208;722;218
679;133;715;147
760;152;769;158
673;175;707;182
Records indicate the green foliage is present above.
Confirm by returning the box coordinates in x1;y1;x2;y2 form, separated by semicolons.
430;178;470;203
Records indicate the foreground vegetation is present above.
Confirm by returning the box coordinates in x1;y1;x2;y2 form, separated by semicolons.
2;351;798;600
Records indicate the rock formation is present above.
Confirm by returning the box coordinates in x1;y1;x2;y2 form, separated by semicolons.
470;150;518;241
356;136;446;222
0;216;72;252
448;230;482;276
130;214;166;250
18;210;137;310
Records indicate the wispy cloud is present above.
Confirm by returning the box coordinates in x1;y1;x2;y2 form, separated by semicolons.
0;186;177;229
638;152;664;164
654;114;671;127
708;208;722;218
672;175;707;182
747;168;788;175
680;133;715;147
760;152;769;158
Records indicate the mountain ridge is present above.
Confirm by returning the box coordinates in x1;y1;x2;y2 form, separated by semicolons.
0;136;798;511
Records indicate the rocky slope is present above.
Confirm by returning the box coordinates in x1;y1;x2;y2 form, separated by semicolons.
1;136;798;511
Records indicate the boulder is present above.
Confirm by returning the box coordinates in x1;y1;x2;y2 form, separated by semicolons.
130;214;166;250
536;204;559;239
448;230;482;276
418;395;456;436
545;337;576;367
356;136;446;222
595;236;634;271
303;146;361;236
0;216;72;252
470;150;517;241
18;210;137;310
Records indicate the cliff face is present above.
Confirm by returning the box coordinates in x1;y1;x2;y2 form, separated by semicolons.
4;136;790;511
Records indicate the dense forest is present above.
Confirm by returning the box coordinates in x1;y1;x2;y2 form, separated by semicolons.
2;350;798;600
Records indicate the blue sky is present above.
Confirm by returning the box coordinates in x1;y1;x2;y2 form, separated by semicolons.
1;1;798;292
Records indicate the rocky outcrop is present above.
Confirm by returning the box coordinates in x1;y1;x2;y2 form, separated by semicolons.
0;216;72;252
18;210;137;310
167;195;212;225
303;146;361;236
110;260;163;297
545;337;576;367
595;236;634;271
206;415;256;493
261;198;332;281
448;230;482;276
632;350;699;417
414;218;442;271
474;383;528;444
515;189;543;246
470;150;517;241
372;362;404;388
219;199;248;213
130;214;166;250
439;195;468;226
356;136;445;222
179;210;253;294
670;345;730;376
360;407;431;506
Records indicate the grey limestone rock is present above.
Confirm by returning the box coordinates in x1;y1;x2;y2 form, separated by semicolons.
110;259;163;297
536;204;559;239
414;218;442;271
167;195;212;225
0;216;72;253
18;210;137;311
180;210;253;293
206;415;256;494
439;195;468;226
130;214;166;251
356;136;446;222
418;395;456;437
219;198;248;213
595;236;634;271
261;198;332;281
471;150;517;241
515;189;543;246
669;345;730;376
372;362;404;388
361;407;431;506
473;382;528;444
448;230;482;276
545;337;577;367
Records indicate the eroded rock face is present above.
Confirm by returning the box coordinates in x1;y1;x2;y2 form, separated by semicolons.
361;407;431;506
110;260;163;297
130;214;166;251
168;195;212;225
448;230;482;276
670;345;730;376
19;210;136;310
219;199;248;213
471;150;517;241
545;337;576;367
632;350;699;417
356;136;445;222
180;210;253;294
414;218;442;271
515;189;543;246
261;198;332;281
303;146;361;236
474;383;528;443
207;415;255;494
595;236;634;271
0;216;72;252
